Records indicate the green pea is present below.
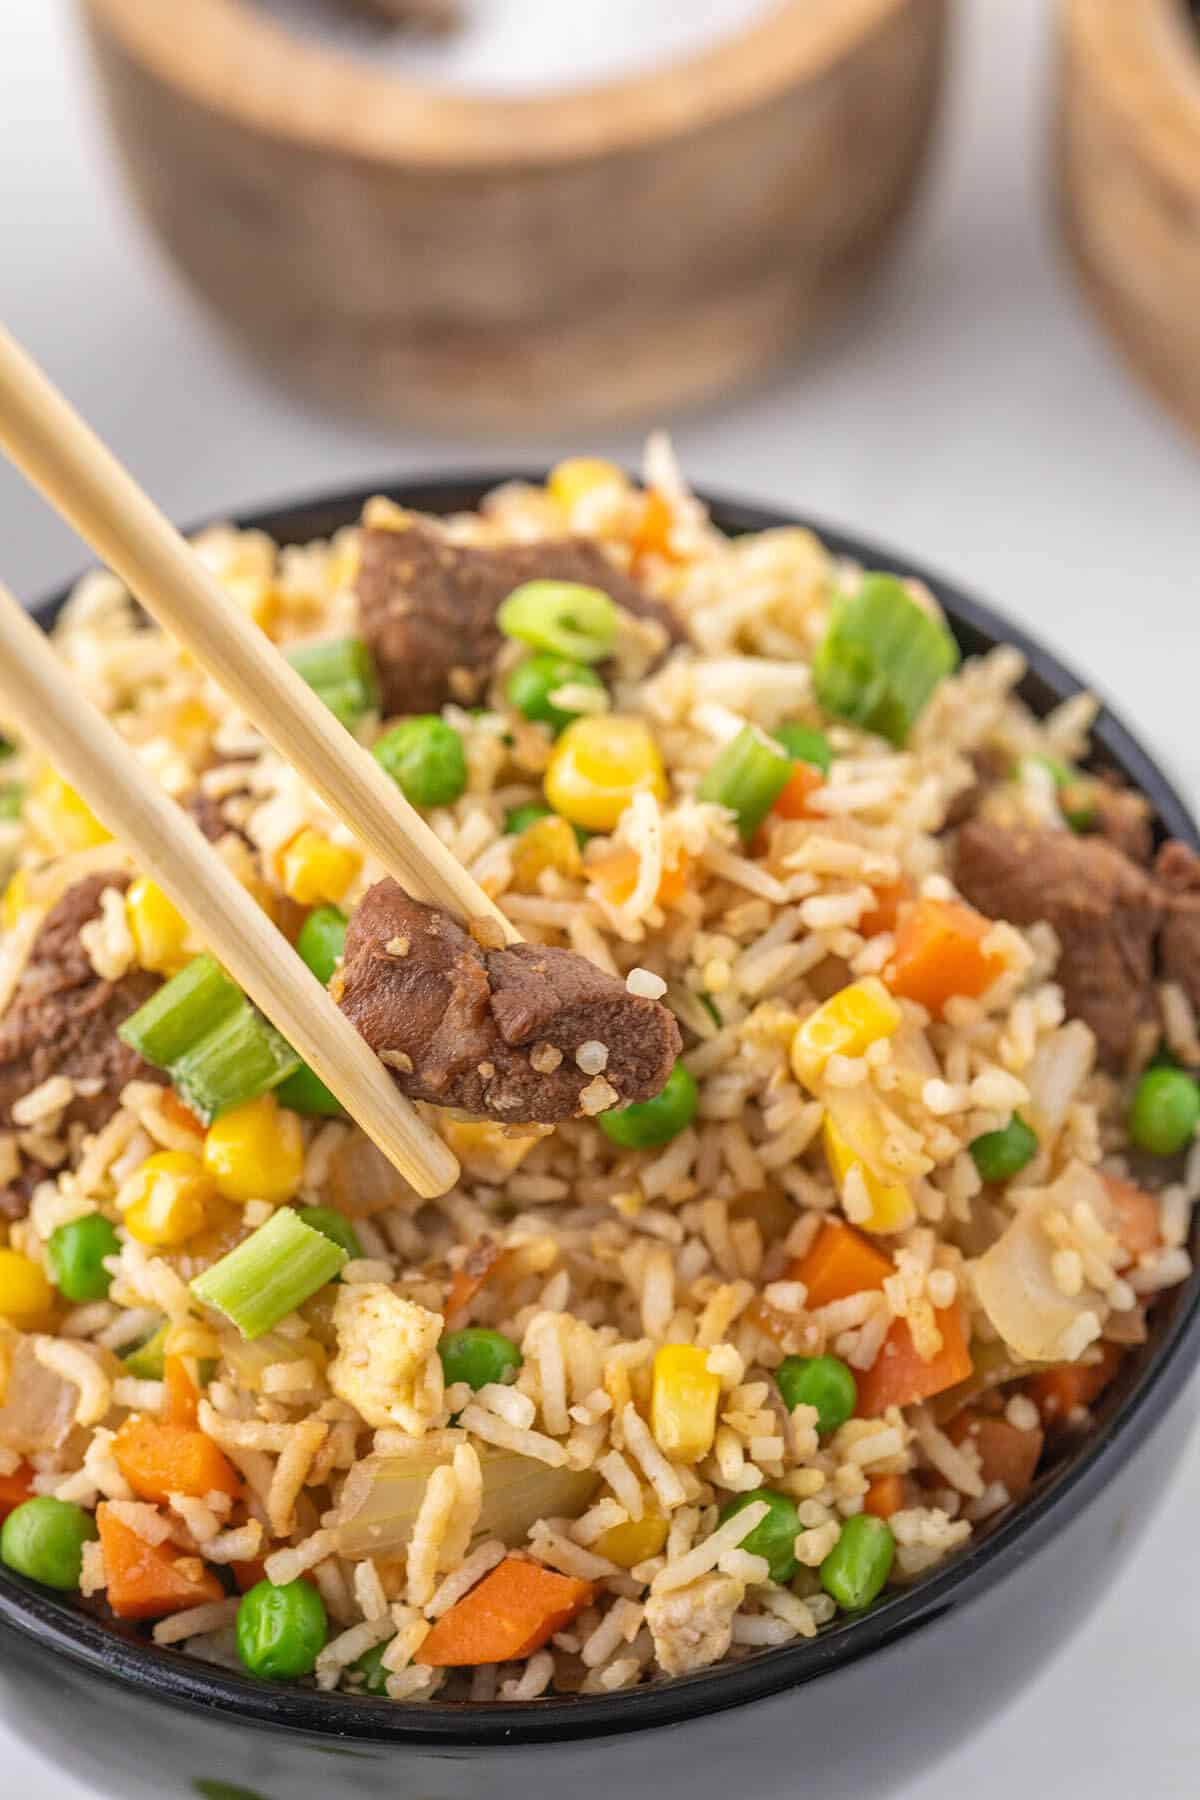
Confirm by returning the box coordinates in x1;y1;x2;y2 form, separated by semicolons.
775;1354;857;1435
276;1064;344;1118
1128;1067;1200;1156
597;1060;698;1150
350;1641;391;1696
506;654;606;736
819;1513;895;1613
0;783;24;821
503;803;588;847
295;1206;363;1263
0;1497;98;1591
438;1327;522;1391
773;723;833;774
295;906;347;986
718;1487;801;1584
236;1579;328;1681
46;1214;120;1302
497;581;618;663
968;1115;1039;1183
373;717;467;809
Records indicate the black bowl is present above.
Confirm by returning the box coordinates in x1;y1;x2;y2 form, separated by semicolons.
1;478;1197;1800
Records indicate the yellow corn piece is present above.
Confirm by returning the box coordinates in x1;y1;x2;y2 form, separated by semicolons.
650;1344;721;1464
547;458;627;512
26;768;110;855
595;1509;669;1569
790;979;903;1092
822;1114;915;1235
279;830;362;907
510;815;582;888
121;1151;216;1247
223;572;277;633
0;1248;53;1323
2;869;29;933
544;715;668;833
439;1116;539;1182
203;1095;305;1204
126;878;190;976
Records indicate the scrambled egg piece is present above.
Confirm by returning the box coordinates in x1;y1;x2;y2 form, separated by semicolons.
328;1283;443;1433
645;1572;745;1678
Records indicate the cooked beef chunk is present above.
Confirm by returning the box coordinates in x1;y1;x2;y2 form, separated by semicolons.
953;822;1161;1068
182;762;255;846
0;1165;39;1223
1155;840;1200;1017
1090;779;1155;865
357;519;683;716
0;875;165;1214
339;880;681;1122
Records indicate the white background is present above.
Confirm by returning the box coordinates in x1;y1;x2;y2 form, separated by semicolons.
2;1;1200;1795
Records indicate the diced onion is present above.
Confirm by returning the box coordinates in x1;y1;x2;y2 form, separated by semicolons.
972;1162;1113;1362
334;1448;599;1560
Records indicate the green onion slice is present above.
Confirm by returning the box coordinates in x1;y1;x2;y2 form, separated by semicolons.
286;638;380;731
119;954;242;1069
191;1209;348;1339
697;725;793;839
812;575;960;747
121;1322;168;1380
172;1000;300;1124
773;723;833;774
497;581;618;663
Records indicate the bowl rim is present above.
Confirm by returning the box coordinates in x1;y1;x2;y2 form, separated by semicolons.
83;0;919;167
2;471;1198;1749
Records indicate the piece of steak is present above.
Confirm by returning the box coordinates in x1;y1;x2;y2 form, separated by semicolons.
339;880;681;1123
356;518;683;716
953;821;1161;1068
1155;840;1200;1019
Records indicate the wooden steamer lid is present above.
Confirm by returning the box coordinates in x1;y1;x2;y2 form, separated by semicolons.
82;0;949;430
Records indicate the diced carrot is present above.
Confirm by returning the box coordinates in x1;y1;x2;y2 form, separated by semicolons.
945;1408;1044;1501
98;1503;224;1621
1102;1174;1161;1260
416;1557;593;1668
1026;1343;1123;1426
444;1238;510;1328
231;1558;267;1594
859;876;913;939
855;1305;973;1416
631;489;678;567
163;1355;200;1429
591;845;690;909
770;761;824;822
0;1462;34;1521
112;1416;240;1505
787;1220;894;1309
863;1474;907;1520
884;897;1005;1017
160;1091;204;1139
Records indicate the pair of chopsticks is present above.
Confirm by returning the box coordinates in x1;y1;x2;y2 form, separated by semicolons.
0;325;518;1198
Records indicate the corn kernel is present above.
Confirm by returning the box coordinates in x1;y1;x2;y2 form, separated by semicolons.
279;830;362;907
822;1115;915;1235
650;1344;721;1464
2;869;29;933
0;1248;53;1323
545;716;668;833
548;458;627;512
790;979;903;1092
126;878;190;976
595;1508;669;1569
439;1115;538;1181
26;769;110;855
203;1095;305;1204
510;815;582;888
120;1151;216;1247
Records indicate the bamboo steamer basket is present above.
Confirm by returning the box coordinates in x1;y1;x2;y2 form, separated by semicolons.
1057;0;1200;442
81;0;949;432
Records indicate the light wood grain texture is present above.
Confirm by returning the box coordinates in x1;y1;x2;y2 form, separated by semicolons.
1056;0;1200;443
80;0;948;430
0;325;519;950
0;578;459;1198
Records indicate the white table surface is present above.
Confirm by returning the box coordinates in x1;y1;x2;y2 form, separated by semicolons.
3;1;1200;1794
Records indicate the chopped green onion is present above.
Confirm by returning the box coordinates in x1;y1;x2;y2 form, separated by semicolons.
121;1322;168;1380
119;954;242;1069
497;581;618;663
286;638;379;731
773;724;833;774
812;575;960;746
295;1205;363;1262
295;906;347;986
0;784;24;821
172;1000;300;1123
697;725;792;839
1015;754;1098;833
191;1208;347;1339
276;1063;343;1118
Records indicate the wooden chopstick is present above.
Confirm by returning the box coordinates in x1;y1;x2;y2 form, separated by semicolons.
0;325;520;946
0;579;459;1200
